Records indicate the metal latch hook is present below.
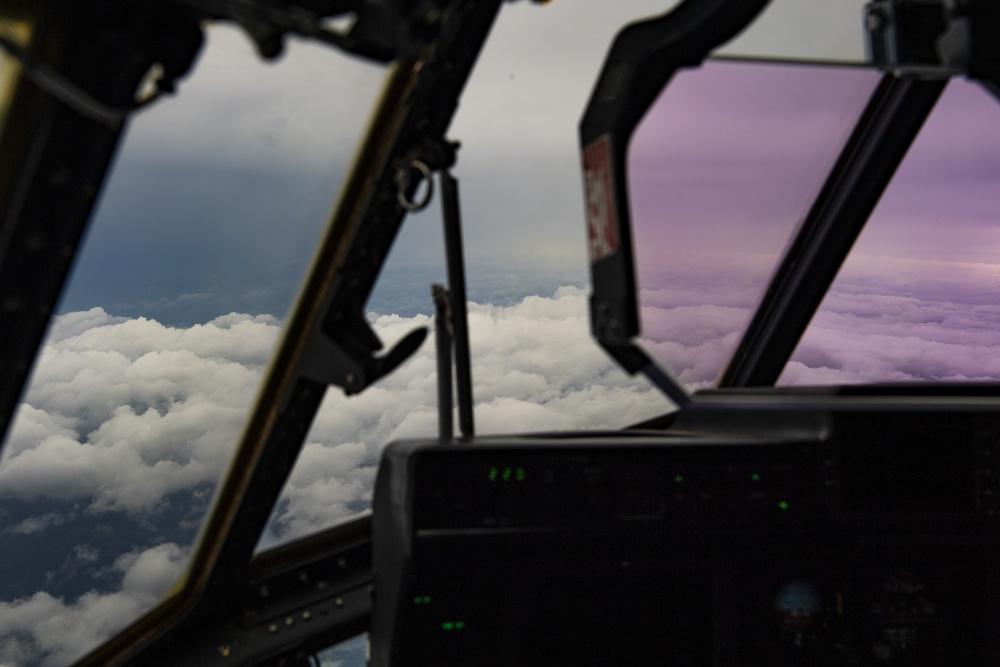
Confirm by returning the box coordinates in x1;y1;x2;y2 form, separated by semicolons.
396;159;434;212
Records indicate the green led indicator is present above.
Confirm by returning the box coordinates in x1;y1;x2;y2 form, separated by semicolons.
413;596;431;604
751;473;761;482
673;474;684;484
491;467;525;482
778;501;789;510
442;622;454;631
455;621;466;630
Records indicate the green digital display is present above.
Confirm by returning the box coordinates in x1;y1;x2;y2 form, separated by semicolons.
488;467;526;482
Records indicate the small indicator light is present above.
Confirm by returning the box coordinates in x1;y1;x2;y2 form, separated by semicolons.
778;501;789;510
423;596;431;604
673;475;684;483
442;622;454;631
414;597;421;604
751;473;762;482
502;467;512;482
516;467;526;482
455;621;466;630
488;468;498;482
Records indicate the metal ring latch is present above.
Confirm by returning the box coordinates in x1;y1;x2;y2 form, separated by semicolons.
396;159;434;212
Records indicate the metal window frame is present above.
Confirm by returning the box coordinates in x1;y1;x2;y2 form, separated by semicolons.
579;0;773;406
580;0;953;399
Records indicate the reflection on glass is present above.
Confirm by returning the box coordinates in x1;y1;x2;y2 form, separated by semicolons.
0;26;385;666
781;78;1000;385
628;60;879;389
314;633;367;666
0;20;29;132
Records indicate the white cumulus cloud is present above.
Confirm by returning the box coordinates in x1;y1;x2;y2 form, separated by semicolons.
0;544;188;667
266;286;664;543
1;288;665;664
2;309;281;514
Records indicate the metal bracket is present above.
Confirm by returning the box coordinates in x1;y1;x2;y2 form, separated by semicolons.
395;160;434;212
865;0;1000;93
299;321;427;395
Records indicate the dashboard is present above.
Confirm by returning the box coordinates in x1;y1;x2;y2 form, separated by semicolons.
371;399;1000;665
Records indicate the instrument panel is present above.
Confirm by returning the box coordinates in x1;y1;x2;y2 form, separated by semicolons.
371;403;1000;665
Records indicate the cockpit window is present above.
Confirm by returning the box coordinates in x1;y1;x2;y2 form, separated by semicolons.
0;2;672;657
627;60;880;390
256;0;668;552
0;25;386;665
780;77;1000;385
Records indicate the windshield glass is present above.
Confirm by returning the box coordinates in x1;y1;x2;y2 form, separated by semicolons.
0;25;385;666
258;0;668;551
0;2;674;660
781;78;1000;385
627;60;880;390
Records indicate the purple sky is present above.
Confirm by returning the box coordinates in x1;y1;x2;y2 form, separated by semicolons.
627;62;1000;387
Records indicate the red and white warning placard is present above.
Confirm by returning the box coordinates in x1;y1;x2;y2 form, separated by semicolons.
582;134;619;264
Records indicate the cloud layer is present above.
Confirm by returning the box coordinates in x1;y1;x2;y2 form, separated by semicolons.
267;287;664;543
782;254;1000;384
2;311;280;514
0;288;662;665
10;254;1000;665
0;544;188;667
634;251;1000;389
